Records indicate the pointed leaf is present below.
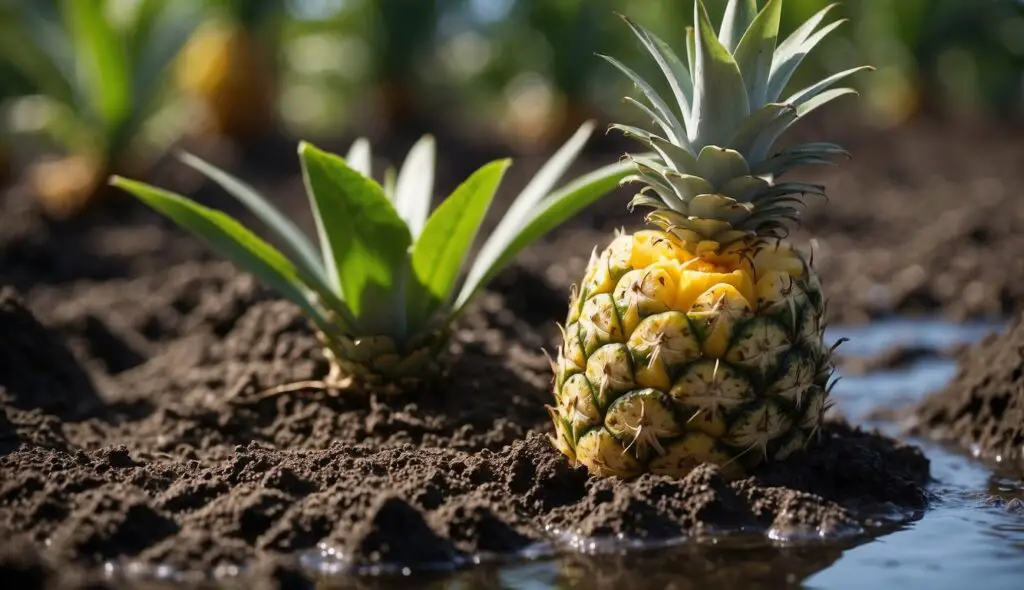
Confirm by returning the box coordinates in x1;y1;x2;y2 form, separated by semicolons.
177;152;327;284
621;16;694;137
649;135;698;174
694;146;751;189
454;160;631;313
600;54;685;144
299;142;413;335
733;0;782;109
109;176;339;333
785;66;872;107
719;0;758;52
383;167;397;199
690;0;750;148
407;160;510;331
685;27;696;78
394;135;436;238
62;0;131;134
766;4;843;101
728;103;793;157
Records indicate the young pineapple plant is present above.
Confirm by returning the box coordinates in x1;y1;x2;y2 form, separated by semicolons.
111;122;630;392
548;0;869;478
176;0;280;140
0;0;200;217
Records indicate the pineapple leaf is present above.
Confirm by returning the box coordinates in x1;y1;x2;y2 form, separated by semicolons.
620;16;694;142
766;3;843;101
62;0;131;137
719;0;758;52
454;159;630;317
649;135;698;174
109;176;339;333
685;27;696;78
383;167;397;199
733;0;782;110
729;104;792;158
177;152;329;288
785;66;873;108
665;174;715;202
345;138;373;178
747;88;857;162
694;146;751;189
600;54;685;144
394;134;436;238
299;142;413;336
454;132;631;315
407;159;510;333
456;122;596;311
691;0;750;149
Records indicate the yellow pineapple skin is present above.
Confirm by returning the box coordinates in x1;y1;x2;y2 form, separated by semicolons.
177;21;276;139
549;230;833;479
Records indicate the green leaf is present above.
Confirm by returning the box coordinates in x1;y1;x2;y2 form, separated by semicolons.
394;134;436;238
691;0;750;149
407;159;510;332
719;0;758;52
177;152;328;286
733;0;782;110
784;66;873;107
456;121;596;311
599;54;685;145
62;0;131;138
299;142;413;336
766;3;843;101
109;176;339;333
454;159;632;315
749;88;857;162
620;16;694;143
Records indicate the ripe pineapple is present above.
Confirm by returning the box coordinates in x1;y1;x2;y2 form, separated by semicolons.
549;0;869;478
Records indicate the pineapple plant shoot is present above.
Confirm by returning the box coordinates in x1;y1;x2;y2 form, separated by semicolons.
549;0;870;478
111;122;630;393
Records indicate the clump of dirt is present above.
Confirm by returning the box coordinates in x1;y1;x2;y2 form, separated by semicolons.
913;313;1024;464
0;273;930;588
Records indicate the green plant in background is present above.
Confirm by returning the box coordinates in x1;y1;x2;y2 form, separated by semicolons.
176;0;283;140
0;0;200;217
110;121;632;393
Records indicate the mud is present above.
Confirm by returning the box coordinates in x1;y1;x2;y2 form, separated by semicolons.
0;271;928;588
913;313;1024;465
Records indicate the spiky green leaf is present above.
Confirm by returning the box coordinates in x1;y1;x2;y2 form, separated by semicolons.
600;54;685;144
109;176;338;333
299;142;413;335
733;0;782;109
766;3;843;101
719;0;758;52
407;159;509;332
394;134;436;238
62;0;130;136
177;151;328;284
785;66;872;107
621;16;694;140
690;1;749;148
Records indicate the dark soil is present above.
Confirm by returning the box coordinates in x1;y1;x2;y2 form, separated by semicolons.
912;313;1024;464
4;117;1018;587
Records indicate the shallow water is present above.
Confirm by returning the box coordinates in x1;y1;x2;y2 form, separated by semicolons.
313;319;1024;590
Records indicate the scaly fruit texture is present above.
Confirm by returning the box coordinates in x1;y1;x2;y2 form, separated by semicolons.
549;0;868;478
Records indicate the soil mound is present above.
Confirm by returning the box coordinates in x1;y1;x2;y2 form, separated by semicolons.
913;313;1024;464
0;271;930;587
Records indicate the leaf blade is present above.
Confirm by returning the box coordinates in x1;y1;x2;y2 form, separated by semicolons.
407;159;510;331
109;176;339;332
394;134;436;238
299;142;412;336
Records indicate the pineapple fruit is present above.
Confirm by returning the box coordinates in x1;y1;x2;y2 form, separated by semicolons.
549;0;868;478
177;18;277;140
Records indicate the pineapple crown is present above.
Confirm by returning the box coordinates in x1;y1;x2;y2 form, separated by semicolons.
604;0;870;248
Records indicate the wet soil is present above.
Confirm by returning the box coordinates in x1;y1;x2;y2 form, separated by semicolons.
1;117;1017;587
913;313;1024;465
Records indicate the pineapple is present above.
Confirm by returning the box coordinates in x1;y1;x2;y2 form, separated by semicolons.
549;0;869;478
177;1;279;140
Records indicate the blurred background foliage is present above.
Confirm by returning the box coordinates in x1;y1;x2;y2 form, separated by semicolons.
0;0;1022;213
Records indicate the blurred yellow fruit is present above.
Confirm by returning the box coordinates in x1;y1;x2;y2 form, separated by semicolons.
176;20;277;139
